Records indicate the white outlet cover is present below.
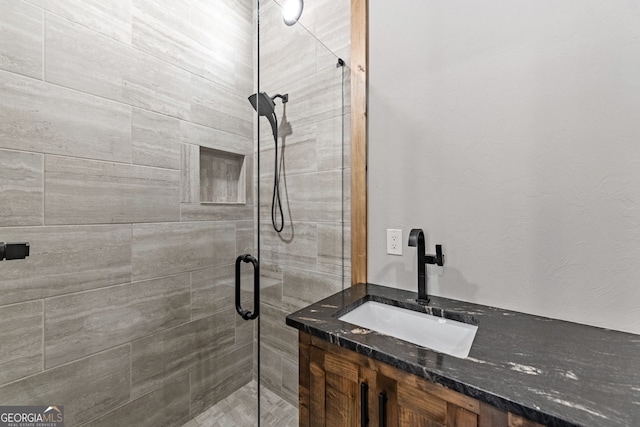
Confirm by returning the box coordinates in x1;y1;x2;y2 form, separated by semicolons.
386;229;403;255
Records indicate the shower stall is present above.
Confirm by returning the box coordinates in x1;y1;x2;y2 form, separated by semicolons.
0;0;350;426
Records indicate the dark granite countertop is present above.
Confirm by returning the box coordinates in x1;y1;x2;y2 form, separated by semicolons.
285;283;640;427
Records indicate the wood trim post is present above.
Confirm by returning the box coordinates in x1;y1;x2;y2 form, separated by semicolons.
350;0;368;285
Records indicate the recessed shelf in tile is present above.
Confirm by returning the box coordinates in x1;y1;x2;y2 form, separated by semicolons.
199;147;246;204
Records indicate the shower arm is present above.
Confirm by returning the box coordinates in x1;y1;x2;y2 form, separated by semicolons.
271;93;288;104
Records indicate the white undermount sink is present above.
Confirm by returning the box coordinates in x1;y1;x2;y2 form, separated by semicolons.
338;301;478;359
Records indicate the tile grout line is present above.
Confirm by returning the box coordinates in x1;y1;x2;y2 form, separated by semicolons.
130;221;134;309
128;343;133;406
41;8;45;82
129;105;134;165
41;152;45;226
41;298;45;372
0;67;251;142
43;7;247;94
0;343;130;388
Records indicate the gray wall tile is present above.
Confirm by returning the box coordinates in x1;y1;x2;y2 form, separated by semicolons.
87;374;190;427
0;345;130;426
22;0;44;7
181;121;253;156
192;309;236;357
132;108;181;170
260;262;283;308
259;221;317;270
190;343;253;415
264;67;344;126
45;274;190;368
132;221;236;281
282;267;342;312
260;303;297;359
189;0;253;92
260;170;342;223
135;0;191;21
0;301;43;385
132;0;236;88
190;74;252;138
191;264;235;320
131;325;193;399
281;354;299;405
131;308;235;398
259;1;317;88
255;113;307;160
305;0;351;69
45;155;180;225
235;219;254;256
315;115;347;172
180;143;199;203
0;0;43;78
180;202;254;222
45;14;191;119
191;0;253;46
0;69;132;162
317;222;349;276
260;344;282;395
234;49;253;95
237;270;256;315
0;225;131;305
234;314;253;349
43;0;132;44
258;121;316;177
0;149;42;226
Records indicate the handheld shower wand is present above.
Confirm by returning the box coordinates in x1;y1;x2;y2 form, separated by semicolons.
248;91;289;233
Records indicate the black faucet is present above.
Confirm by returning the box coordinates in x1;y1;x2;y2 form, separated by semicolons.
408;229;444;304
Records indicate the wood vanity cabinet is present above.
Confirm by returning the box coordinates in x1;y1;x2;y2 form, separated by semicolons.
298;332;544;427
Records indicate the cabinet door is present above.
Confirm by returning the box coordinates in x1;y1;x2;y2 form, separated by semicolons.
308;344;363;426
397;380;478;427
478;402;545;427
300;333;545;427
308;342;395;427
362;368;398;427
301;333;480;427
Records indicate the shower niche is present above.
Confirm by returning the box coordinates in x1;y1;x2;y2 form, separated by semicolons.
199;146;247;204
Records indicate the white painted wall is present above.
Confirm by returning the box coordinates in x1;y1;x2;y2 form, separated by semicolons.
368;0;640;334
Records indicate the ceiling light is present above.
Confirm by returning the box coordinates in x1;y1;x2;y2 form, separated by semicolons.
282;0;303;26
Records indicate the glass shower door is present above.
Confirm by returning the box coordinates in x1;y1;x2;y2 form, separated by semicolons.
250;0;351;425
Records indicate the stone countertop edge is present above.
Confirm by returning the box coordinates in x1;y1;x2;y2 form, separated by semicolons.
285;283;640;427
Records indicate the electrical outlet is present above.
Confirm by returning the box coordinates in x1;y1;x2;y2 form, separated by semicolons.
386;229;402;255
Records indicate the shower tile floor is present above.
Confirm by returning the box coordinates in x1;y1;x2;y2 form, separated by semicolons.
182;381;298;427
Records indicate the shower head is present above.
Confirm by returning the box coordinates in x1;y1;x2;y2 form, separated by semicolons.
248;92;289;117
248;92;276;117
249;92;277;140
248;92;289;141
247;91;290;234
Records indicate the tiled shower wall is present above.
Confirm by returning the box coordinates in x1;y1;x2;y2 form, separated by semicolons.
256;0;351;405
0;0;255;425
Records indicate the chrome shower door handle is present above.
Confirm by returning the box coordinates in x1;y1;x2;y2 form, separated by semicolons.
235;254;260;320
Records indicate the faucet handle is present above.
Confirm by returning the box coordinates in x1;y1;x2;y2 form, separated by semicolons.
424;244;444;266
435;244;444;266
